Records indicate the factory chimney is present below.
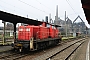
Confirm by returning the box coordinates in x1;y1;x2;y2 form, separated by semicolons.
55;5;58;25
45;16;48;23
49;14;51;23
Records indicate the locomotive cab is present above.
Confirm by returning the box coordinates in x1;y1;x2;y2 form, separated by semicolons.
14;25;34;52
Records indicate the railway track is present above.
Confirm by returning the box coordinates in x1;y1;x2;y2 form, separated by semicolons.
0;50;30;60
46;38;85;60
64;41;84;60
0;38;86;60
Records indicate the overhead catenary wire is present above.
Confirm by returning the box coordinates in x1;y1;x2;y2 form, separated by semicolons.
66;0;77;15
0;0;42;18
66;0;85;23
18;0;49;14
35;0;55;13
0;0;83;21
0;4;26;16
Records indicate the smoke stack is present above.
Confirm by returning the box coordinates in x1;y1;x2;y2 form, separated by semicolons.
55;5;58;25
45;16;48;23
49;14;51;23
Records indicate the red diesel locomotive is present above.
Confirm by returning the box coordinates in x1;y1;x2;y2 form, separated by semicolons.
13;22;61;52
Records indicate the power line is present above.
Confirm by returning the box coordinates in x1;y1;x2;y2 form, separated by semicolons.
0;1;28;16
0;4;26;15
0;0;42;19
66;0;77;15
0;0;39;16
35;0;54;12
0;3;40;20
18;0;49;14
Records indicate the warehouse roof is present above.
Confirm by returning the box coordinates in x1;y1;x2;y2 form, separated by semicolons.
0;10;61;27
0;10;42;25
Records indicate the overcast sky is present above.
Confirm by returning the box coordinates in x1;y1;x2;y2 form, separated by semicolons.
0;0;90;27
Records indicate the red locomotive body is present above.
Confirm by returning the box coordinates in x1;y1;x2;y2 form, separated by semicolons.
13;22;61;52
18;26;33;40
31;26;39;39
18;25;50;40
39;26;49;39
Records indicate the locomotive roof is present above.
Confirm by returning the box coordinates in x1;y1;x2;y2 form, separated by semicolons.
0;10;42;25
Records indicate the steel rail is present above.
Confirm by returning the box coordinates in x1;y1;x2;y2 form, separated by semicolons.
46;38;85;60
